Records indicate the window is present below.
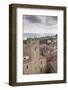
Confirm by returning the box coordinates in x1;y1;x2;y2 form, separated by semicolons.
26;65;28;69
24;57;26;59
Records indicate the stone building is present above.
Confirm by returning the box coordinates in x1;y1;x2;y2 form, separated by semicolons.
23;38;47;74
23;35;57;74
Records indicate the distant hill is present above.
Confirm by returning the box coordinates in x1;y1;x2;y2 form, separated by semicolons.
24;33;57;40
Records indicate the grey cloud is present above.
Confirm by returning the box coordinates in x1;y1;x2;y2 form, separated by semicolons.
46;16;57;25
24;15;57;25
24;15;41;23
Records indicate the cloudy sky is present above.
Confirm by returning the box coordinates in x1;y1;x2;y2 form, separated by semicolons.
23;15;58;34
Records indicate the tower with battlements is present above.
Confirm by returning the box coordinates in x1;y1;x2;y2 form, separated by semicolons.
23;38;47;74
